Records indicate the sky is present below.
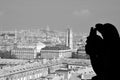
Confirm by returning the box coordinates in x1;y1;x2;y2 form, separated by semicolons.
0;0;120;33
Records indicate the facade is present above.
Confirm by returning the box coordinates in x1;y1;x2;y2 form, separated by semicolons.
0;58;62;80
11;42;46;60
17;42;46;53
49;64;64;73
0;57;92;80
0;66;48;80
55;69;71;80
40;45;71;59
0;59;28;64
11;47;37;60
40;49;72;59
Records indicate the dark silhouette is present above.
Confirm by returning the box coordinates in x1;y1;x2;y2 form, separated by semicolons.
85;23;120;80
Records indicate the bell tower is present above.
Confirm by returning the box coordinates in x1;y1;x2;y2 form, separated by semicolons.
66;27;73;49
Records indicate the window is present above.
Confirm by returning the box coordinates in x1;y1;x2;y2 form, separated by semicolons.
23;77;27;80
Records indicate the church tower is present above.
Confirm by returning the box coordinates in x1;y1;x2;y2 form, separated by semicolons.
66;28;73;49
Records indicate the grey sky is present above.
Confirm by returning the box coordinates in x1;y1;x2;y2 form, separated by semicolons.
0;0;120;33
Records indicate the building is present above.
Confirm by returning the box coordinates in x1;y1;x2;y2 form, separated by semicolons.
55;69;71;80
77;46;86;56
17;42;46;53
0;59;29;69
0;59;28;65
66;28;73;49
71;45;90;59
11;47;37;60
40;49;72;59
11;42;46;60
0;62;48;80
45;73;64;80
40;45;72;59
80;66;96;80
0;58;62;80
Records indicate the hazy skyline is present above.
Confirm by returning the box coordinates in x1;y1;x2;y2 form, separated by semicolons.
0;0;120;33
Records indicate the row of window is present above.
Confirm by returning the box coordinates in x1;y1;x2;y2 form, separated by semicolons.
16;55;34;59
12;50;34;53
0;68;48;80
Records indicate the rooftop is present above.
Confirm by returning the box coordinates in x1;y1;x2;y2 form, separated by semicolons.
0;59;29;65
12;47;35;51
0;59;62;77
42;45;70;50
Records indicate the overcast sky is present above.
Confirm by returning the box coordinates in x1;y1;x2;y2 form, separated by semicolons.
0;0;120;33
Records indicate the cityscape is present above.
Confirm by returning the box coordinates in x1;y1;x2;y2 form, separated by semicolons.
0;0;119;80
0;28;96;80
